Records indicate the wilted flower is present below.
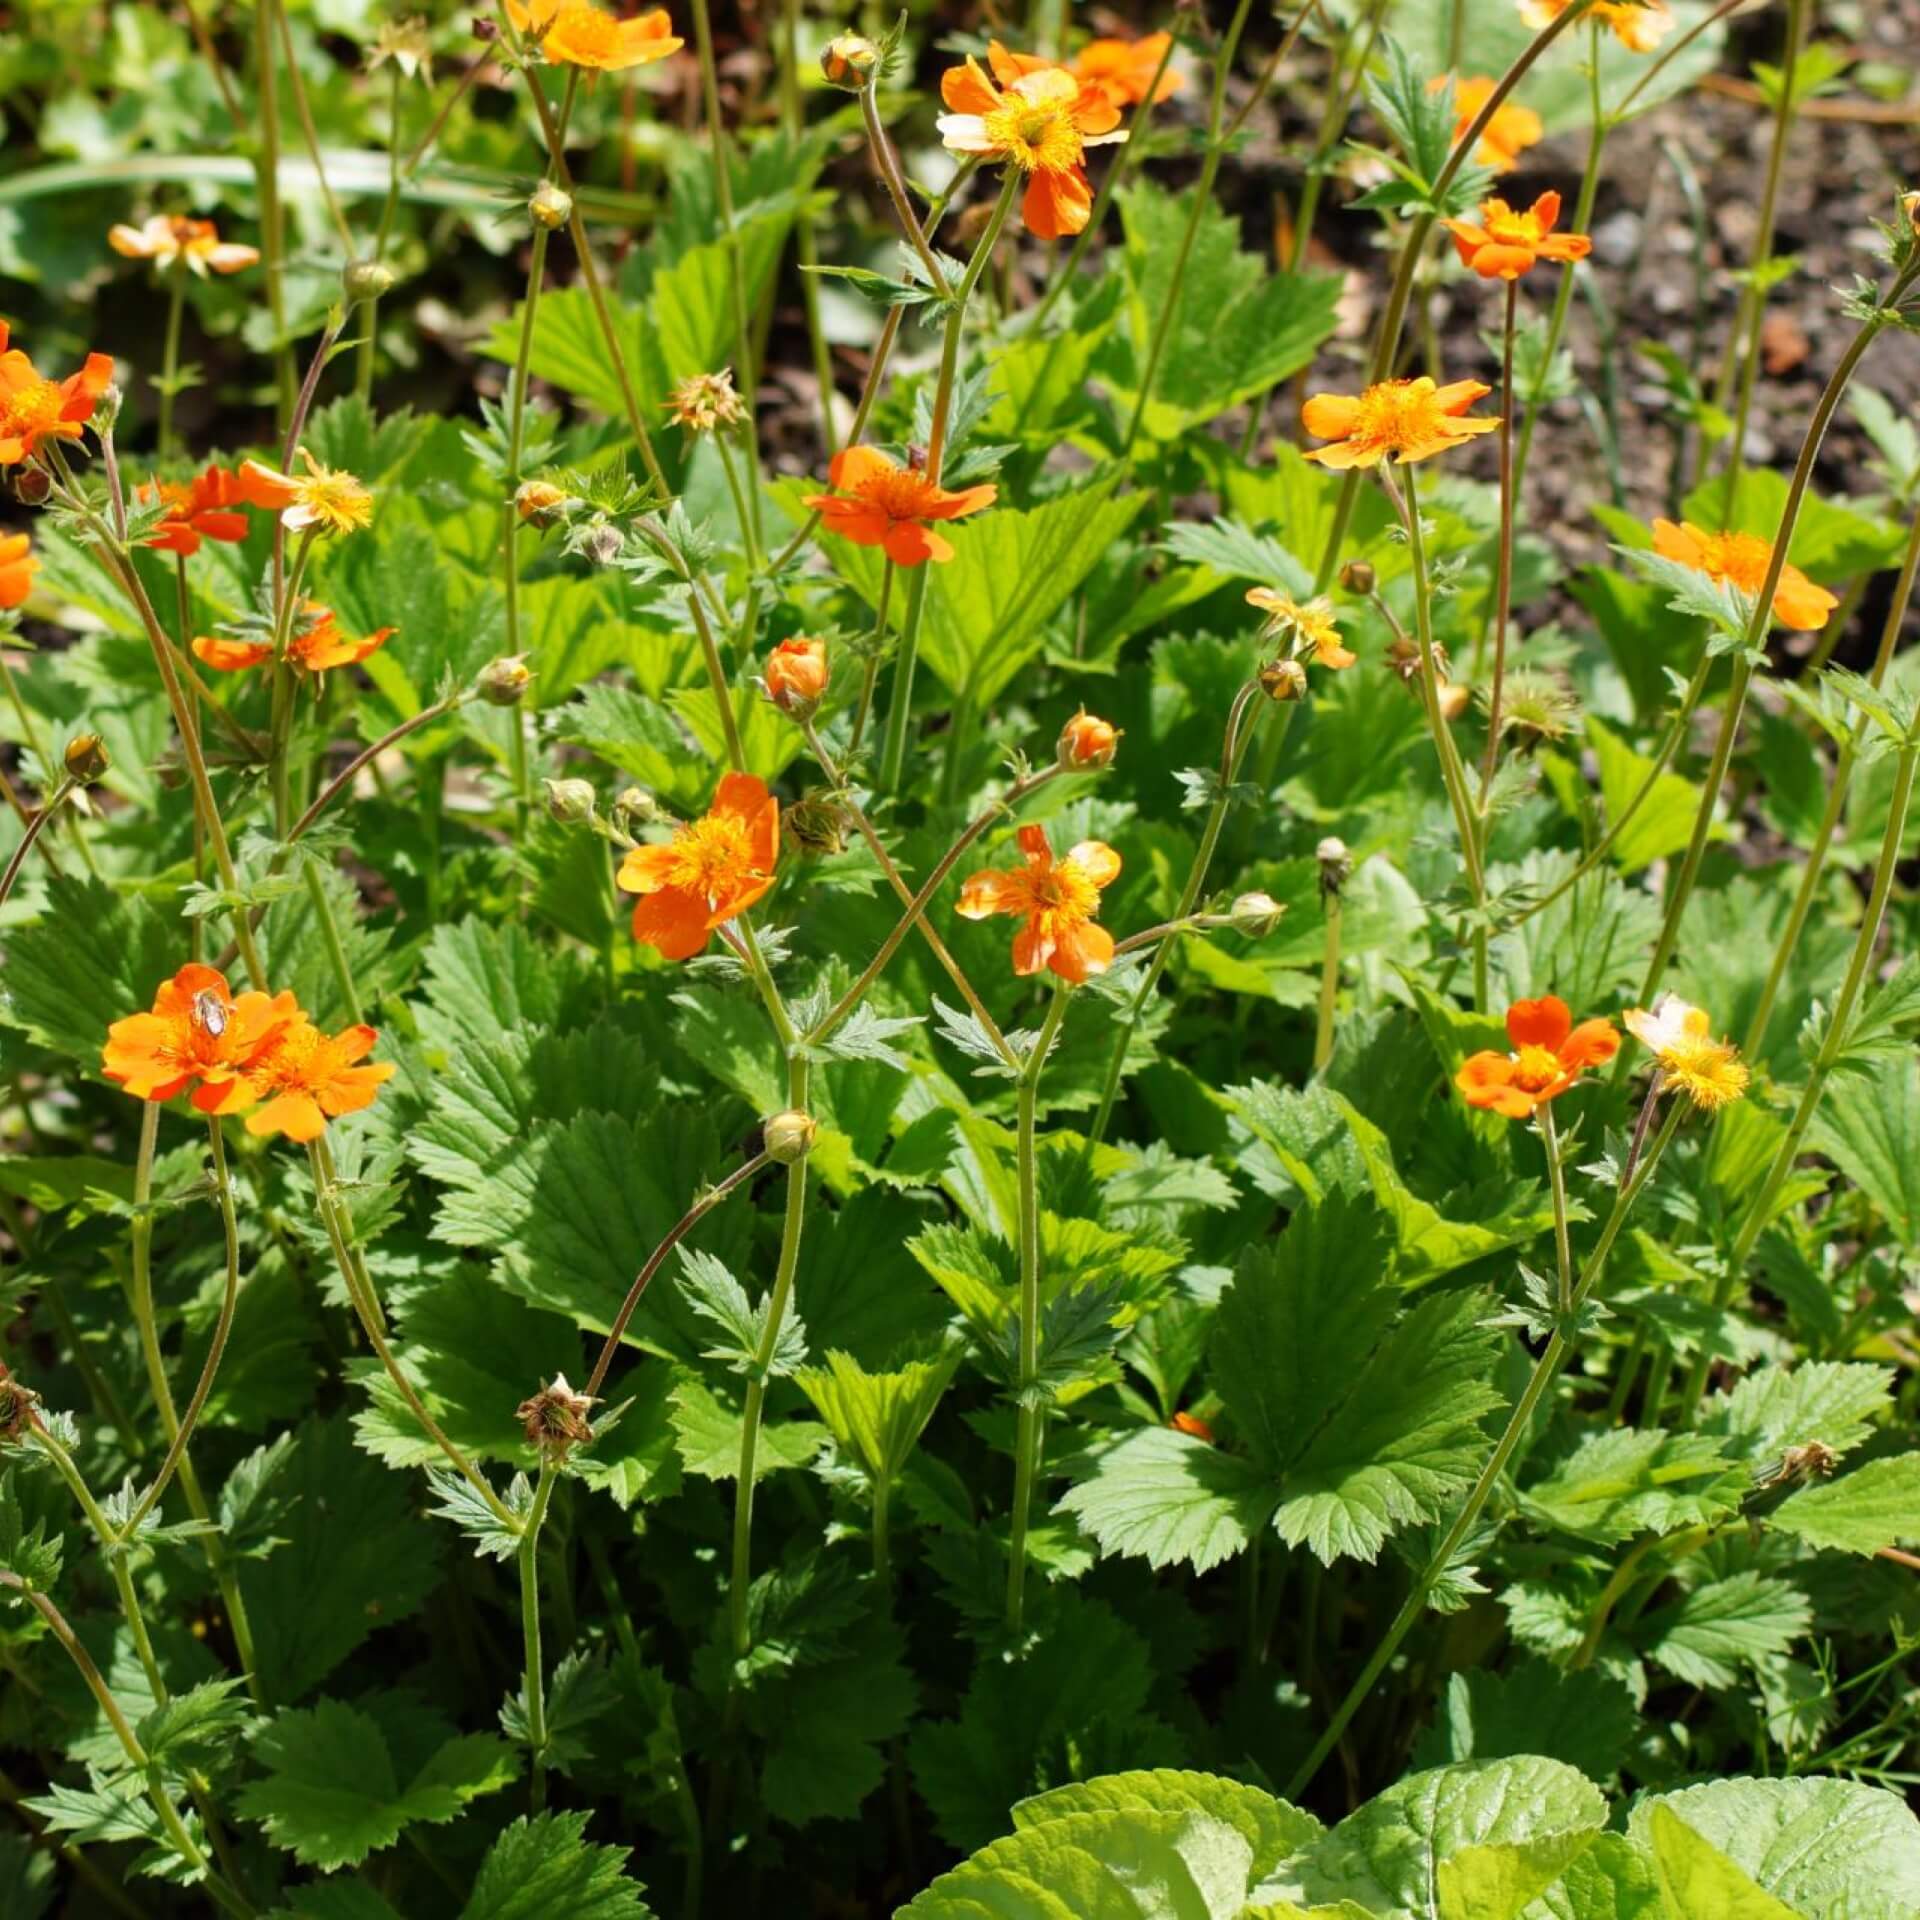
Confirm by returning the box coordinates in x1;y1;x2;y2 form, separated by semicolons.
1301;378;1499;469
0;1364;41;1445
957;823;1121;982
1259;657;1308;702
1058;708;1121;769
0;322;114;466
1316;838;1352;900
1651;519;1838;632
664;368;745;435
1338;560;1376;596
617;771;780;959
804;446;996;567
108;214;258;277
1624;993;1750;1112
516;1374;599;1451
193;601;395;677
1247;588;1355;668
1456;995;1619;1119
1493;669;1578;748
238;448;374;536
783;795;846;856
138;466;254;555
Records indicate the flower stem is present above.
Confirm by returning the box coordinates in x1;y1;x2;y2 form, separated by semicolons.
634;516;745;772
858;84;947;290
0;775;72;909
158;264;188;460
252;0;295;426
358;63;405;403
848;559;894;757
518;1460;559;1810
1313;887;1342;1071
1005;981;1071;1635
1480;277;1521;795
271;0;354;257
1284;1094;1684;1799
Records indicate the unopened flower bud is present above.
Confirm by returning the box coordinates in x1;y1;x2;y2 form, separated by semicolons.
1437;682;1471;723
515;479;570;526
1316;836;1352;901
763;1109;817;1164
529;181;573;231
783;796;846;855
92;382;122;434
343;257;397;303
614;785;663;828
821;32;879;87
1260;657;1308;702
581;520;624;567
478;654;533;706
1904;189;1920;236
1058;707;1120;770
11;464;50;507
1338;560;1376;596
763;635;829;717
544;777;596;824
471;15;500;42
0;1364;40;1445
63;733;110;785
515;1373;598;1453
1229;890;1286;938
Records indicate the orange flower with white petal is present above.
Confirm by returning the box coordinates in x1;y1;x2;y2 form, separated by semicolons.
192;601;394;677
108;214;259;277
957;823;1121;983
1623;992;1749;1112
1072;32;1182;108
616;771;780;960
1301;377;1499;469
138;466;254;556
803;446;996;567
1437;75;1544;174
1444;192;1592;281
1518;0;1674;52
506;0;683;70
0;532;38;611
1455;995;1619;1119
1650;520;1838;632
937;42;1127;239
237;448;373;536
0;322;114;467
101;964;300;1109
205;1015;395;1142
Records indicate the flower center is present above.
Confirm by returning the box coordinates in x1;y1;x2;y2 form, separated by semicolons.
250;1020;325;1095
1349;381;1445;456
855;468;936;522
665;813;759;903
1511;1043;1563;1091
1029;860;1100;921
1483;206;1542;245
983;93;1083;173
1695;531;1773;593
551;4;616;53
0;378;67;445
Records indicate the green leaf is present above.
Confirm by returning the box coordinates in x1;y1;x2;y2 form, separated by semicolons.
792;1347;960;1484
679;1248;809;1380
1701;1361;1894;1468
459;1811;653;1920
237;1700;518;1870
1642;1805;1801;1920
667;1372;826;1482
1519;1428;1746;1544
1583;716;1718;871
1414;1664;1638;1785
1056;1425;1280;1573
1527;1833;1662;1920
1643;1571;1811;1688
136;1678;253;1776
1767;1453;1920;1555
1809;1051;1920;1247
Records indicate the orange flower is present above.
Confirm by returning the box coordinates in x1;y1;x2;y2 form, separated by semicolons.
1246;589;1355;668
506;0;683;70
764;636;829;713
1438;76;1544;174
237;448;373;536
1650;519;1838;632
1444;192;1592;281
1058;708;1121;768
937;41;1127;238
207;1016;395;1142
0;322;114;467
1455;995;1619;1118
1301;377;1499;469
803;446;996;567
1170;1409;1216;1443
108;214;259;277
101;964;299;1108
138;466;254;555
1072;31;1182;108
192;601;395;676
0;531;38;610
1519;0;1674;51
616;771;780;960
957;823;1121;983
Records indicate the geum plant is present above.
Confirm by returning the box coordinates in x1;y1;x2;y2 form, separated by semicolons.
0;0;1918;1916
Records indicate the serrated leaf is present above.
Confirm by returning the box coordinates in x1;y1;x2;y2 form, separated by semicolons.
1767;1453;1920;1556
1056;1425;1279;1573
1520;1428;1746;1544
458;1811;653;1920
1643;1571;1810;1688
792;1347;959;1484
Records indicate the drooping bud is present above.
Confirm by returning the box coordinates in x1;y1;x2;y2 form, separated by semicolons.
515;1373;598;1454
0;1364;40;1445
544;777;597;825
1437;682;1471;723
515;479;570;526
63;733;110;785
1338;559;1376;596
580;520;624;567
1058;708;1120;770
529;181;573;232
783;795;846;856
477;655;533;706
821;32;879;88
471;15;500;43
1316;836;1352;902
1229;890;1286;938
343;257;397;303
763;1109;817;1165
10;464;51;507
763;636;830;717
1259;657;1308;702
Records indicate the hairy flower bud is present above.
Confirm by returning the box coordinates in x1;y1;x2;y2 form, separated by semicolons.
63;732;110;785
515;479;570;526
821;32;879;88
10;464;51;507
1316;836;1352;901
763;1109;817;1165
1058;708;1120;770
1338;559;1376;596
0;1364;40;1445
477;655;533;706
529;181;573;231
763;636;829;717
1259;657;1308;702
613;786;663;830
580;520;624;567
544;777;597;825
343;257;397;303
1229;891;1286;938
515;1373;598;1453
471;15;500;42
91;382;122;434
783;795;846;856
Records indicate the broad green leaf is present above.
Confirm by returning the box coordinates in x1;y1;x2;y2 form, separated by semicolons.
1415;1664;1637;1786
1584;716;1716;871
666;1372;826;1482
1642;1571;1810;1688
1700;1361;1894;1467
1767;1453;1920;1556
459;1811;653;1920
792;1347;960;1484
1519;1428;1746;1545
1056;1425;1280;1573
1642;1806;1800;1920
1809;1051;1920;1247
1523;1834;1661;1920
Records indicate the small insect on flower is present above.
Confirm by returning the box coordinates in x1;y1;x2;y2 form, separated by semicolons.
1651;519;1839;632
1435;76;1544;175
506;0;683;70
137;466;255;555
1058;708;1121;769
957;823;1122;983
1519;0;1676;52
763;636;830;716
0;531;39;610
108;214;259;277
665;368;745;436
1456;995;1620;1119
803;446;996;567
1071;31;1182;108
1623;993;1750;1113
1444;192;1593;281
1300;378;1499;469
102;964;300;1109
0;322;115;467
937;41;1128;239
192;601;395;677
617;771;780;960
1246;588;1356;669
237;447;374;536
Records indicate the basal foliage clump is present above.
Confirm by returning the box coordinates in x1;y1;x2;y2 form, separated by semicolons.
0;0;1917;1915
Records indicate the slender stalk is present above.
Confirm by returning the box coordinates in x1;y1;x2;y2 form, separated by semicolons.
857;84;947;288
1314;887;1343;1071
780;0;837;457
518;1461;559;1810
633;517;745;771
1005;982;1071;1635
1285;1094;1684;1798
157;263;188;459
358;63;405;402
1743;504;1920;1054
1480;279;1521;789
253;0;295;425
1540;1104;1575;1312
0;776;71;908
848;560;894;756
283;691;467;850
270;0;354;256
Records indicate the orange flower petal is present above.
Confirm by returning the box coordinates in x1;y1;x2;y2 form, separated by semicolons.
631;886;714;959
1506;995;1572;1051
